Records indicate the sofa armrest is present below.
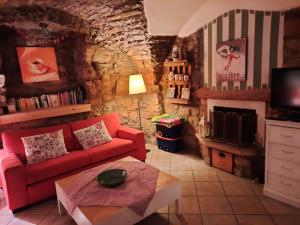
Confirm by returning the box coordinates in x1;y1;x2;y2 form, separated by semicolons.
117;126;146;161
0;153;27;210
117;126;144;140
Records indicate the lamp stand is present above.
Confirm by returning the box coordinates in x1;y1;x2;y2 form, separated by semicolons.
137;94;142;130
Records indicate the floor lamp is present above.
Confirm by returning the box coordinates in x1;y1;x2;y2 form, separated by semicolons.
129;74;146;130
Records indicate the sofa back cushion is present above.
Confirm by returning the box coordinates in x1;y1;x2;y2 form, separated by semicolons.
73;121;112;149
2;124;74;163
69;113;121;150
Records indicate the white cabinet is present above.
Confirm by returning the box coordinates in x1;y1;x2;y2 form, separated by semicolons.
264;120;300;208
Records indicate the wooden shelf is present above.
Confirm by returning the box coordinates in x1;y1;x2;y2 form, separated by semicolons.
165;98;189;105
159;80;190;86
163;60;188;67
0;104;91;125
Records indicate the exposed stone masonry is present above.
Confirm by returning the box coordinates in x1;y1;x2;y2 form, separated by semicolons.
0;0;176;144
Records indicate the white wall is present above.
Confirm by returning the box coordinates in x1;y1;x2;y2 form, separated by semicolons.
143;0;300;37
179;0;300;37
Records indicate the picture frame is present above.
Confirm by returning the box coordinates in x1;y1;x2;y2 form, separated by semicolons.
16;47;60;83
215;38;247;82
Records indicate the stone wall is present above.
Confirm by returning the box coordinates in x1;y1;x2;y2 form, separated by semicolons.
0;1;175;144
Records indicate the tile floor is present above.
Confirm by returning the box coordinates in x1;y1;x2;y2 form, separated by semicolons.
1;144;300;225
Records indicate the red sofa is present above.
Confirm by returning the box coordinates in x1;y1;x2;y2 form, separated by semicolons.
0;112;146;212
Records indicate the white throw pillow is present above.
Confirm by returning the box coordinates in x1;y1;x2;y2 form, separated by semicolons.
73;121;112;149
21;129;68;165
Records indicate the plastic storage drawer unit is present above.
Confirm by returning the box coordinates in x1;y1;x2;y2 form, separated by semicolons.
156;135;182;153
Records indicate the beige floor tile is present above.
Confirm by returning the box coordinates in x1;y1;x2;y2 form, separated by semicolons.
169;197;200;214
216;170;245;182
19;199;57;215
182;182;197;196
228;196;266;214
272;215;300;225
145;156;152;164
260;196;300;215
0;214;14;225
0;204;13;215
196;182;225;196
171;171;194;181
198;196;233;214
202;215;238;225
39;214;76;225
193;171;218;182
236;215;275;225
169;214;202;225
191;161;213;171
171;161;193;171
150;159;170;172
222;181;254;196
248;182;264;196
8;214;46;225
152;150;172;160
135;213;168;225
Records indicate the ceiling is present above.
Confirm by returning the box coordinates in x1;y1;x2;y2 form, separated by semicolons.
144;0;300;37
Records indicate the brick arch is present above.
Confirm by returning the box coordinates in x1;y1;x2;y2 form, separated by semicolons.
0;5;92;35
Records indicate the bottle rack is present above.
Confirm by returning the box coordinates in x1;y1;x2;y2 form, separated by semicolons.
160;60;191;105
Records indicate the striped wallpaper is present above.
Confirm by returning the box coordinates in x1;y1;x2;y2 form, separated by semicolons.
203;9;284;90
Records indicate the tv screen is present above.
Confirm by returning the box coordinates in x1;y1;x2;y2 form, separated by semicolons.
271;67;300;111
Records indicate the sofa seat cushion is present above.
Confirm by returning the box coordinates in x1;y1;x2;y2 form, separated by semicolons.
26;151;90;185
86;138;135;164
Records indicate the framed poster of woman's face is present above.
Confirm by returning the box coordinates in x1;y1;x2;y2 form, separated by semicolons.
16;47;60;83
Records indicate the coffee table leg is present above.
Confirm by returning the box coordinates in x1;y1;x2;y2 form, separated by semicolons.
175;199;181;215
57;199;66;216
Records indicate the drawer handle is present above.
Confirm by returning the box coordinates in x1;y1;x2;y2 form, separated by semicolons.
281;150;294;154
281;165;293;171
281;181;293;186
280;134;293;138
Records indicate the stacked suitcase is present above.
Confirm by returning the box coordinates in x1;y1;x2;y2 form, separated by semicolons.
152;114;184;153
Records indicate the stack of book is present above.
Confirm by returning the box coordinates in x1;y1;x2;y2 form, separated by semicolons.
15;87;86;112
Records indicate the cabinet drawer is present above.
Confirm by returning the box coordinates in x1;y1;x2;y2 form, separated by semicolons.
267;172;300;199
269;143;300;163
268;157;300;180
269;125;300;147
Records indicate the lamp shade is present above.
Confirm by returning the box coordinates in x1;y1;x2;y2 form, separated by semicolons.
129;74;146;95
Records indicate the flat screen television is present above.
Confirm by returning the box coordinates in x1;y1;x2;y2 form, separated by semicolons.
271;67;300;112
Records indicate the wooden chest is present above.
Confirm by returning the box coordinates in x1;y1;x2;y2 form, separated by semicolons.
212;149;233;173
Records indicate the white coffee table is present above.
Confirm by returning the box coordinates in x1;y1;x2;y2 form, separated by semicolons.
55;156;181;225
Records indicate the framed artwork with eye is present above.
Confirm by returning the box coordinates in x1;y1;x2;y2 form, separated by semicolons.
16;47;60;83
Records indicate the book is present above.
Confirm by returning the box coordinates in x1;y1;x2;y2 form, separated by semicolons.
40;95;49;108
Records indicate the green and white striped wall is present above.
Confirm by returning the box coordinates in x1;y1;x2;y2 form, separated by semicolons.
203;9;284;90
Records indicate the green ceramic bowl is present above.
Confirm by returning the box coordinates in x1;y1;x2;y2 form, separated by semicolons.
96;169;127;188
